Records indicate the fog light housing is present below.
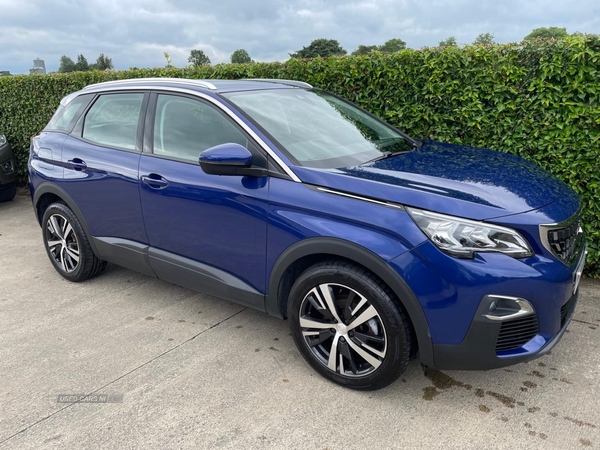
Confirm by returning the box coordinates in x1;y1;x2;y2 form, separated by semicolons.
483;295;534;321
2;160;14;172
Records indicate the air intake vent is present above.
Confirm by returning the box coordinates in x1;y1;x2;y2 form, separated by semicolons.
495;314;539;352
560;294;577;328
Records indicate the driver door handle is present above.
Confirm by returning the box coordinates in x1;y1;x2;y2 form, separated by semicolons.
141;174;169;189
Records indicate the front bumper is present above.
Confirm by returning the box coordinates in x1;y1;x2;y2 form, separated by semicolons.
432;288;579;370
389;219;586;371
426;231;587;371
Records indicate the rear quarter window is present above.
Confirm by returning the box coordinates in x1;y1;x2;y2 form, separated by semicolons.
45;94;95;132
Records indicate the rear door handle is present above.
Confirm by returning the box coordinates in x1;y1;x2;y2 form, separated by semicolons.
141;174;169;189
67;158;87;171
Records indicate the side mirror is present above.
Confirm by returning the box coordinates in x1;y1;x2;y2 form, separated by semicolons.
199;143;267;177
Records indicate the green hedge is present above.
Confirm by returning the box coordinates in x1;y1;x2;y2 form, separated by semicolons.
1;37;598;275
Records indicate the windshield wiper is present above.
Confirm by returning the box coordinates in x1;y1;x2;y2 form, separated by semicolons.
366;151;395;163
366;140;421;163
365;150;410;163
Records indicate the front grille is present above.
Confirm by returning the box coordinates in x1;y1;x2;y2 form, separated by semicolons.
547;221;580;263
540;208;584;265
560;294;577;328
495;314;539;352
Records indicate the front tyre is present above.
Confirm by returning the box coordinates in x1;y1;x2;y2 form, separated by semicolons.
288;260;413;390
41;203;107;282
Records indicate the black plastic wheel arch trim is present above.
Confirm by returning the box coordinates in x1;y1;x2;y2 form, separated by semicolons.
265;237;434;368
33;182;100;256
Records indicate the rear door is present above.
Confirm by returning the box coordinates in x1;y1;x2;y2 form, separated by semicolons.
61;91;149;256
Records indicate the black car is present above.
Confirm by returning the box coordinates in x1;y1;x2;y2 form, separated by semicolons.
0;134;17;202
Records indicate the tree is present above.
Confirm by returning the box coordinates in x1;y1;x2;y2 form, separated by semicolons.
74;54;89;72
188;49;211;66
231;49;251;64
164;52;173;68
439;36;458;47
58;55;76;73
524;27;568;40
290;39;347;58
473;32;495;45
352;38;406;56
351;45;378;56
378;38;406;53
60;53;113;72
91;53;113;70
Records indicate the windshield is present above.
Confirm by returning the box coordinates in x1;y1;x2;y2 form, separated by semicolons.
223;89;415;169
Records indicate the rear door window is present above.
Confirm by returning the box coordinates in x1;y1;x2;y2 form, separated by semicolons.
82;93;144;150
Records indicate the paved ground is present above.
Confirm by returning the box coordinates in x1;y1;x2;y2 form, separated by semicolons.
0;193;599;449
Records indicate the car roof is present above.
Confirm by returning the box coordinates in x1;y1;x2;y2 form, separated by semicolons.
81;78;312;94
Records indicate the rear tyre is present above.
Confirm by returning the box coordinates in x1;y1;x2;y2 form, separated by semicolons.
0;183;16;202
41;202;107;282
288;259;413;390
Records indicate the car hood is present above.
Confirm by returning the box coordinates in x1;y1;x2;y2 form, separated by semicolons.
292;141;576;221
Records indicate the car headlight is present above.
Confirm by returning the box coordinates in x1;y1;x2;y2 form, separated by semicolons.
407;207;534;259
0;135;6;146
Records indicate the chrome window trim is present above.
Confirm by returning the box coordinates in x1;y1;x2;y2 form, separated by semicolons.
242;79;313;88
314;186;405;211
77;85;301;182
539;205;584;266
83;78;218;91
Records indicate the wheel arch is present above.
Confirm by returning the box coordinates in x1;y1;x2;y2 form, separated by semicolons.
33;182;99;256
266;237;434;367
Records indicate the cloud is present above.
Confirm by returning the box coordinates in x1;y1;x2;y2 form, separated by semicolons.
0;0;598;73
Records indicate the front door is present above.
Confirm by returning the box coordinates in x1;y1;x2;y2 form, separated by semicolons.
138;92;269;308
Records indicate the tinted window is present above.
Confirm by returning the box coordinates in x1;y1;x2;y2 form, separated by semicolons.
153;94;248;162
224;89;414;169
83;93;144;150
46;94;94;132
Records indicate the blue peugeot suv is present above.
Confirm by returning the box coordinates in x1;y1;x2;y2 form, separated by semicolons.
29;78;586;390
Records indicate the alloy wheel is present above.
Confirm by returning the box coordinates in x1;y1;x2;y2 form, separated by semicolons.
299;283;387;377
45;213;80;273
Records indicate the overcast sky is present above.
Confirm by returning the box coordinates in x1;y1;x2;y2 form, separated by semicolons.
1;0;599;74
